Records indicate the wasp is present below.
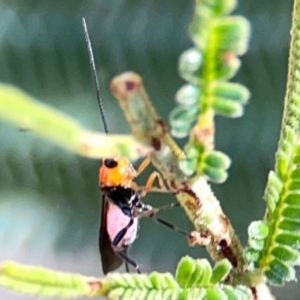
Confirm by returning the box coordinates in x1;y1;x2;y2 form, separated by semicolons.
82;18;188;274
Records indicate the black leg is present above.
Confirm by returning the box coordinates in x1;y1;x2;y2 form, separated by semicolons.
112;218;134;246
150;215;191;237
155;202;180;211
111;218;141;274
125;261;130;273
136;202;180;219
136;202;189;237
117;251;141;274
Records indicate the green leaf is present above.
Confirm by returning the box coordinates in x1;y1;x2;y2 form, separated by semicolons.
211;82;250;104
271;246;300;265
212;97;243;118
178;48;203;84
0;261;93;298
210;259;232;284
178;158;198;177
201;165;228;183
107;272;180;300
245;247;260;263
178;288;206;300
0;83;81;149
206;0;237;16
283;192;300;205
287;180;300;191
0;83;144;160
275;232;300;248
248;239;265;251
221;285;240;300
214;53;241;80
278;219;300;232
203;151;231;169
195;259;213;287
290;168;300;179
281;206;300;218
248;221;269;240
266;258;296;283
176;256;196;288
213;17;251;55
234;285;252;300
186;259;204;288
176;84;200;106
205;286;227;300
169;105;198;138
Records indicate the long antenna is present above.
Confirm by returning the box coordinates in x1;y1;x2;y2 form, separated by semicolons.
82;17;109;134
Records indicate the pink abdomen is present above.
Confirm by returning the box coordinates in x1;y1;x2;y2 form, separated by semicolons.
106;203;138;249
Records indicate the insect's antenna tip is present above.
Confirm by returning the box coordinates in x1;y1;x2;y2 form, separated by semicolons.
82;17;109;134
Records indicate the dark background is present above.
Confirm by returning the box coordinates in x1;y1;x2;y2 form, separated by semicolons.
0;0;298;299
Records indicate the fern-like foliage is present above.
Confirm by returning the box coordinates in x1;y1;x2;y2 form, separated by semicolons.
0;257;252;300
247;0;300;285
1;0;299;298
169;0;250;183
0;82;147;160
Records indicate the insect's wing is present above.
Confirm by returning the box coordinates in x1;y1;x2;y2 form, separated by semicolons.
99;194;123;274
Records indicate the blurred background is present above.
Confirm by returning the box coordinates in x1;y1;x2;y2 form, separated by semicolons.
0;0;297;299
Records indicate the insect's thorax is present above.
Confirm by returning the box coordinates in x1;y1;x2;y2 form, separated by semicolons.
103;186;140;215
103;185;154;219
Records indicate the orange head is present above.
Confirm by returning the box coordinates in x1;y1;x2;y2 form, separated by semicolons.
99;157;137;188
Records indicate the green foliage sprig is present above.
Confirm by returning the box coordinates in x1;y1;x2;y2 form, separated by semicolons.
246;0;300;286
170;0;250;183
1;0;300;298
0;83;151;160
0;257;251;300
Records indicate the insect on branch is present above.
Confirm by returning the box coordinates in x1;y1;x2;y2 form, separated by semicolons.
110;72;250;285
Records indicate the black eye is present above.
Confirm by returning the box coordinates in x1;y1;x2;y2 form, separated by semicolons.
104;159;118;168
